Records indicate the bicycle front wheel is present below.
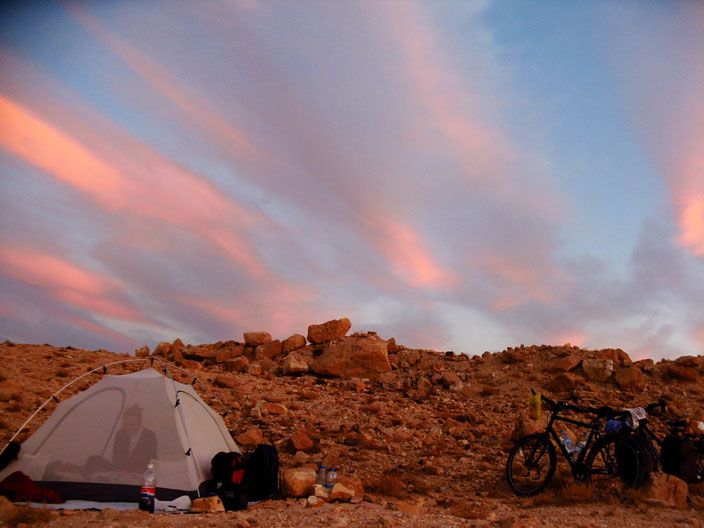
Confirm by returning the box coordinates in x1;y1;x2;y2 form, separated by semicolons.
584;435;641;489
506;434;556;497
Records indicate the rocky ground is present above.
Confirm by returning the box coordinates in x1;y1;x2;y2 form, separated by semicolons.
1;318;703;527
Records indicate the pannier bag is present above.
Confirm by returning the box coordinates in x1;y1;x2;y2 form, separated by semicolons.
210;451;248;510
244;444;280;501
661;434;700;484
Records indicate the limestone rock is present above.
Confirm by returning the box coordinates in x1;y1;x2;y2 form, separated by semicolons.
330;482;355;501
255;340;282;360
236;427;263;447
224;356;249;372
311;336;391;379
306;495;325;508
244;331;272;346
214;375;237;389
547;372;576;393
553;355;581;372
152;341;171;358
282;467;316;497
614;366;646;391
282;334;306;353
135;346;150;358
307;318;352;345
190;495;225;512
582;358;614;382
642;472;688;509
283;352;309;375
289;430;314;452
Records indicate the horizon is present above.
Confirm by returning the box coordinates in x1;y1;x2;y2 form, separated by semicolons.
1;1;703;361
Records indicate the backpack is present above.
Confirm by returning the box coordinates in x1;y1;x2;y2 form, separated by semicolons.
210;451;248;511
244;444;280;501
661;434;700;484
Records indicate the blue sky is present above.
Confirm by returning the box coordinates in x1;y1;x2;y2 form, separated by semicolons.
0;0;702;360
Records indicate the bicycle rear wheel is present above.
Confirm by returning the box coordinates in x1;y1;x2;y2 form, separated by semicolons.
584;435;641;489
506;434;556;497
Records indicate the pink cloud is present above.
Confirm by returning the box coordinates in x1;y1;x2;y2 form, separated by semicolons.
0;244;143;321
66;3;263;163
481;254;558;310
365;214;457;290
0;86;269;279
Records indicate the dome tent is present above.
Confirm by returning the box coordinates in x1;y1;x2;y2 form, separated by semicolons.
0;361;238;502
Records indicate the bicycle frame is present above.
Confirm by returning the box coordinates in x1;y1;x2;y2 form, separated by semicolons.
541;406;604;476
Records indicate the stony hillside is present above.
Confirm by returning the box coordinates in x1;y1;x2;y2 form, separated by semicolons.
1;318;703;527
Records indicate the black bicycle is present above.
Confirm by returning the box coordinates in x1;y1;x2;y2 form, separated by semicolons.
506;393;644;496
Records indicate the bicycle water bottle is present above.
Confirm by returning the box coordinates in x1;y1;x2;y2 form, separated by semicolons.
325;467;338;490
573;431;588;458
559;430;574;455
316;465;327;486
139;463;156;513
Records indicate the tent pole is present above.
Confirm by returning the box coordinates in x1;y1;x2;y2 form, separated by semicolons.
164;365;203;498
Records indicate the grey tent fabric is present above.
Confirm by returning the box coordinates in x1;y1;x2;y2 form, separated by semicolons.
0;368;238;501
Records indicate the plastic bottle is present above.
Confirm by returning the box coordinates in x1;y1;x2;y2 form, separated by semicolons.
559;430;574;455
573;431;588;458
316;464;327;487
139;463;156;513
325;467;338;490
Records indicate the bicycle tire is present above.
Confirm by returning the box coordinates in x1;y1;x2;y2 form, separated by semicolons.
584;435;642;489
506;434;556;497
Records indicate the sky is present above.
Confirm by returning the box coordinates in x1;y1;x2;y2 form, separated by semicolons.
0;0;702;360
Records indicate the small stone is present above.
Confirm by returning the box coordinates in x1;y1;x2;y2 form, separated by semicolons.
307;495;325;508
190;495;225;512
236;427;263;447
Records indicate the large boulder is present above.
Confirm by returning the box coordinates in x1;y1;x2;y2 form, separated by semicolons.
282;467;316;497
311;336;391;379
597;348;632;367
307;318;351;345
282;334;306;353
283;352;309;375
614;366;646;391
254;340;282;360
547;372;576;393
244;331;272;346
135;346;150;358
553;355;581;372
152;341;171;358
582;358;614;382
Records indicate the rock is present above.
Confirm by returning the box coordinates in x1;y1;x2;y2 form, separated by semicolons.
183;347;216;362
500;516;524;528
282;334;307;353
244;331;272;346
135;346;150;358
259;357;278;373
246;363;263;376
306;495;325;508
387;337;399;354
214;375;237;389
379;371;398;389
553;355;581;372
598;348;632;367
399;350;421;366
582;358;614;382
307;318;352;345
289;430;314;452
153;341;171;358
547;372;576;393
347;378;367;392
214;348;235;363
313;484;330;500
642;472;688;509
416;377;433;399
283;352;309;375
311;336;391;379
255;340;282;360
282;467;316;497
441;371;462;388
330;482;355;501
224;356;249;372
260;401;288;415
614;366;646;391
190;495;225;512
634;358;655;372
337;476;364;498
236;427;263;447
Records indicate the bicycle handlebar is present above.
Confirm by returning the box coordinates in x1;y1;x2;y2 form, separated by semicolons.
531;390;665;419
